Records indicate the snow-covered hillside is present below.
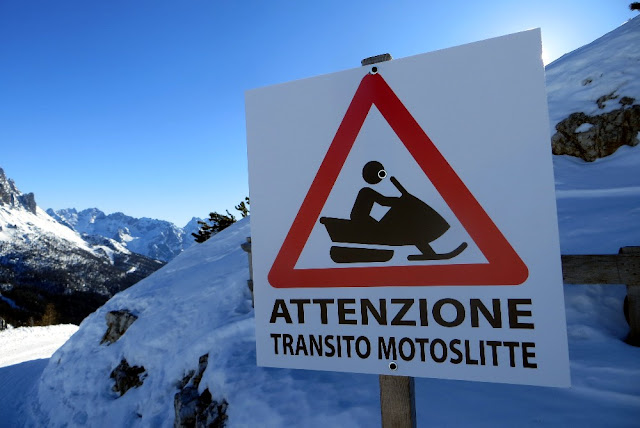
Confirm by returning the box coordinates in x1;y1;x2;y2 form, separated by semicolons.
546;15;640;128
0;169;93;254
48;208;201;262
0;325;78;369
546;16;640;253
554;144;640;254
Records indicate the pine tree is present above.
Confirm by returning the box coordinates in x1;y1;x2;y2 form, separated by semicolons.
235;197;250;218
192;210;237;243
192;197;250;243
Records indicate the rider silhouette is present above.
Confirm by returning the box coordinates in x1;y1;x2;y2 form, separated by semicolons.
320;160;467;262
349;160;396;223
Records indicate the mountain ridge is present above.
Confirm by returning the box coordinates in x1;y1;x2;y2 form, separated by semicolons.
47;207;201;262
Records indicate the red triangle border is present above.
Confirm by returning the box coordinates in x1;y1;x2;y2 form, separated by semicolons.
268;73;528;288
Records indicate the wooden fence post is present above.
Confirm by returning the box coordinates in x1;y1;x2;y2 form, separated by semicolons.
618;247;640;345
561;246;640;346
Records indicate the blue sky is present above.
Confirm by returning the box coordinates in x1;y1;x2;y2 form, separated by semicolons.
1;0;636;226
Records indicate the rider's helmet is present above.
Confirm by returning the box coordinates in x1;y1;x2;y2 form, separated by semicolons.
362;161;386;185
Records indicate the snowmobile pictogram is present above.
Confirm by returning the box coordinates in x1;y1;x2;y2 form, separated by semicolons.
319;161;468;263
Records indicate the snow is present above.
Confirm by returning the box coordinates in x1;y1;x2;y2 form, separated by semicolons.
0;360;49;425
0;17;639;428
545;16;640;131
0;325;78;424
554;144;640;254
574;123;594;133
0;325;79;369
0;206;92;253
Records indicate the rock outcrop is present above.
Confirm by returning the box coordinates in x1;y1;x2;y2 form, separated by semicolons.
174;354;228;428
100;310;138;345
0;168;37;214
551;103;640;162
110;359;146;396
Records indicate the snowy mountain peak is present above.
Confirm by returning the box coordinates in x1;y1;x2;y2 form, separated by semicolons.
0;168;36;215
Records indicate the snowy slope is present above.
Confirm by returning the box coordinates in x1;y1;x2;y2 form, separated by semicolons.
0;205;93;252
554;144;640;254
0;325;79;369
546;15;640;254
545;15;640;129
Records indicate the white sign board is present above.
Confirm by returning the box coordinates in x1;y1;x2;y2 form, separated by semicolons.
246;29;570;387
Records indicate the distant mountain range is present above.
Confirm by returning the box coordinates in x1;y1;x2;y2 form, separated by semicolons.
0;168;202;326
47;208;201;262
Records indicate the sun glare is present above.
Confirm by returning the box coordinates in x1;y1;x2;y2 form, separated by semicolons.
541;48;551;65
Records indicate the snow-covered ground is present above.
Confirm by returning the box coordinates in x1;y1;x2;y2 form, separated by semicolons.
0;325;78;425
0;325;79;369
554;144;640;254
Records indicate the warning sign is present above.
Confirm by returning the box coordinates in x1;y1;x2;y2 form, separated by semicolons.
246;29;570;387
269;71;528;288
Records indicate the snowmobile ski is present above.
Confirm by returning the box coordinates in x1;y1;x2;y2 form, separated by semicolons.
407;242;468;261
329;246;394;263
